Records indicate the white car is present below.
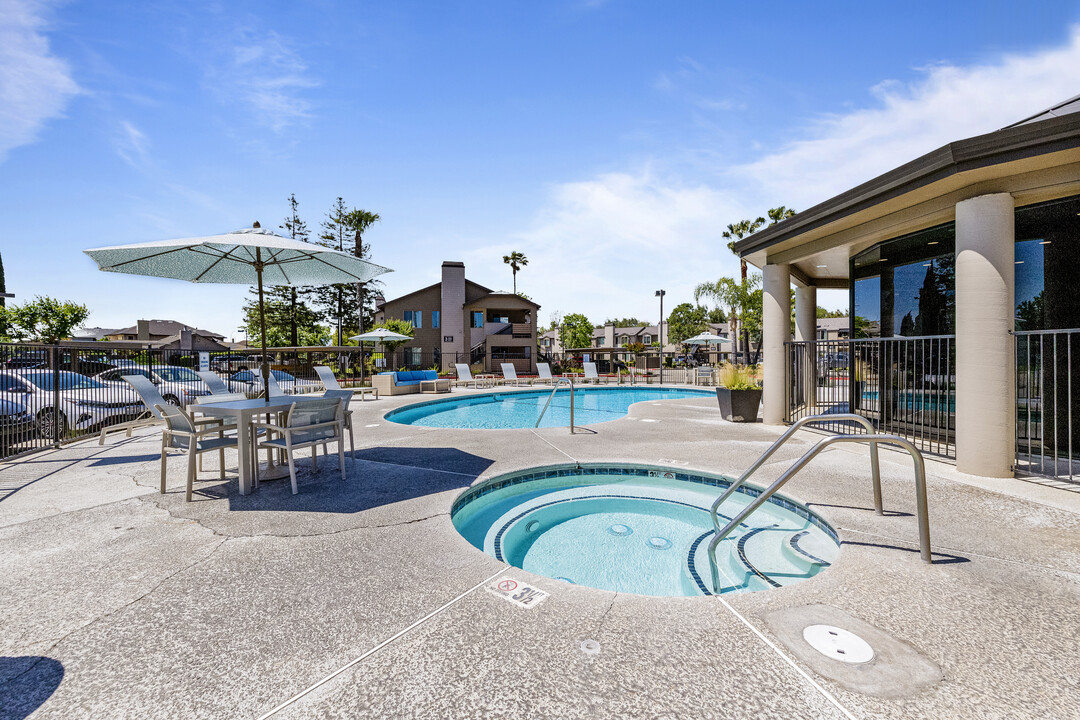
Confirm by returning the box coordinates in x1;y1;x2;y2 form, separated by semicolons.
0;370;144;438
227;369;321;397
93;365;213;407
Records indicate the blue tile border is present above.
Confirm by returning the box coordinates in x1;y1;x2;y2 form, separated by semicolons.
451;462;840;544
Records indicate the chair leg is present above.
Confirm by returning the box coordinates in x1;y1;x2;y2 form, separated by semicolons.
160;436;168;494
312;443;318;471
337;433;346;482
348;421;355;460
286;438;298;495
219;447;225;480
186;447;197;502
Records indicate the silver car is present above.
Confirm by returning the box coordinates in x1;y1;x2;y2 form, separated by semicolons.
93;365;213;407
227;369;321;397
0;370;144;438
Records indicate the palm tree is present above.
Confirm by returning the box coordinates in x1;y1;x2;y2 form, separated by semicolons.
345;209;380;335
503;251;528;294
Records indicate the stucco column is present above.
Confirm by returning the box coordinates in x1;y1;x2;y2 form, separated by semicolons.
762;262;791;425
795;285;817;411
955;193;1015;477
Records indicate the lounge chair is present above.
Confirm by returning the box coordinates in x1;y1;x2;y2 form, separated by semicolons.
454;363;484;389
582;362;602;385
196;371;230;395
501;363;531;386
156;402;240;502
253;397;346;494
535;363;555;385
314;365;341;391
99;373;217;445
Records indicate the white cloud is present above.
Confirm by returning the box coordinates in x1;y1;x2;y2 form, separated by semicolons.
0;0;79;162
456;171;750;325
737;27;1080;209
114;120;149;168
205;28;319;133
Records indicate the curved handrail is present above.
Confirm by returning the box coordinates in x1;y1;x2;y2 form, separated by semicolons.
709;413;881;533
535;377;575;433
707;433;931;594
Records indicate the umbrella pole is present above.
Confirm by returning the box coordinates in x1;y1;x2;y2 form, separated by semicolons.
256;249;270;404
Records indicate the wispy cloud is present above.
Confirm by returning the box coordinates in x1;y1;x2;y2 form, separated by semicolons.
204;27;319;133
736;26;1080;209
454;170;749;324
114;120;149;168
0;0;80;162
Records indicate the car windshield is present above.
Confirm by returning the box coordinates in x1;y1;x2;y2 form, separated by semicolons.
156;367;201;382
23;371;107;391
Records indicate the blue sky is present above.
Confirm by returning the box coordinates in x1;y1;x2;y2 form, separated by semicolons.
3;0;1080;340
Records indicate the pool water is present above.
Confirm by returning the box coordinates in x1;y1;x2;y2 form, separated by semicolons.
452;464;839;597
386;386;714;429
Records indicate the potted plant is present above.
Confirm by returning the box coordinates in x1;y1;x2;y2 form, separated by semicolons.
715;363;762;422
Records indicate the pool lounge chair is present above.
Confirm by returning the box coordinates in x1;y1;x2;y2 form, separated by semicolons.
582;362;601;385
196;371;230;395
535;363;555;385
454;364;484;389
314;365;341;391
99;373;219;445
501;363;531;386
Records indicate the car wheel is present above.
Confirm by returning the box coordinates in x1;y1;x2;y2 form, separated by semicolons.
163;395;182;407
37;408;68;439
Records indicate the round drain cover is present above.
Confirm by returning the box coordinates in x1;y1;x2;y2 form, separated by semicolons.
802;624;875;664
580;639;601;655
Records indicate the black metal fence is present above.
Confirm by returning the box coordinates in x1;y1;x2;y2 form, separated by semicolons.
0;342;399;460
786;336;956;458
1015;329;1080;480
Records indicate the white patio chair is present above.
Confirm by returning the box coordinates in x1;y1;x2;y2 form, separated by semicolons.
314;365;341;391
265;372;286;398
253;397;346;494
501;363;531;386
535;362;555;385
454;363;482;389
155;402;241;502
321;389;356;459
582;362;601;385
196;371;230;395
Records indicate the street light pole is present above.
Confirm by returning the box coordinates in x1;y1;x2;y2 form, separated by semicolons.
655;289;665;385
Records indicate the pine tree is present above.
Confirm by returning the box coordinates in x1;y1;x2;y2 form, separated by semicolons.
312;199;381;344
0;250;6;308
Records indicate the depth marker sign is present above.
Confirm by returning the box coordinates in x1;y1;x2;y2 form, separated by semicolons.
486;577;550;609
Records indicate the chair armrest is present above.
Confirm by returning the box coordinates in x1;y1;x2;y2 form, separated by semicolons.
192;423;238;437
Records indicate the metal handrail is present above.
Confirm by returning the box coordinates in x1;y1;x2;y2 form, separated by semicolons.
535;377;575;433
707;433;931;593
709;413;882;533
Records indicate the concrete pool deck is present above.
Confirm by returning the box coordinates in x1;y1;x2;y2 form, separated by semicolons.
1;387;1078;719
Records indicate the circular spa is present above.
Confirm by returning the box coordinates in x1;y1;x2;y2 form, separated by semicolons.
386;386;714;429
451;464;839;597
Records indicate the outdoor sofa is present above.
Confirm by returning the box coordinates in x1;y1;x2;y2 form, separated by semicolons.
372;370;440;396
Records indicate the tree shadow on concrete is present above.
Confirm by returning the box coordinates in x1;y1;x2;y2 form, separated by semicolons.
0;656;64;720
221;447;494;514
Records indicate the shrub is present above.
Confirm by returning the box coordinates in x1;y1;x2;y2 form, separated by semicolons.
718;363;760;390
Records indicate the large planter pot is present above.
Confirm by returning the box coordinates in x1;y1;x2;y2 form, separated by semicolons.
716;387;762;422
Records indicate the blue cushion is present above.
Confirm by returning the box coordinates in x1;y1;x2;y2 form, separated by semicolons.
420;370;438;380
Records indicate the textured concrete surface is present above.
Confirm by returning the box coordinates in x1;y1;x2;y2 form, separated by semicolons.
1;386;1078;719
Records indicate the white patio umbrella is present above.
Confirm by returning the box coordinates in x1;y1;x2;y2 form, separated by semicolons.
684;331;732;345
350;328;413;382
85;224;392;402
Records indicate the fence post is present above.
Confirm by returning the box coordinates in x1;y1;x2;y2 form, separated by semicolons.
51;344;61;446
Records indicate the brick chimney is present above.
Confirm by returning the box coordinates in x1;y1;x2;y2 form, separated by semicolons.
137;319;151;341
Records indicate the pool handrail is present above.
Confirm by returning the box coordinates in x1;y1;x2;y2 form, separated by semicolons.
535;377;575;433
707;432;931;594
709;413;882;534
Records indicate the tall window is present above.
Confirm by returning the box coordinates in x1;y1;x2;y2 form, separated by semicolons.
471;311;484;328
851;223;955;337
407;347;422;366
1014;194;1080;331
432;311;440;329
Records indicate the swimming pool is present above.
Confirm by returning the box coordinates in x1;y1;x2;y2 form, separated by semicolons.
386;386;714;429
452;464;839;597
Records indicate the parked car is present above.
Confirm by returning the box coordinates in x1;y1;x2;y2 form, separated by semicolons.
211;354;267;372
93;365;213;407
3;351;115;375
227;369;321;396
0;397;35;448
0;370;144;438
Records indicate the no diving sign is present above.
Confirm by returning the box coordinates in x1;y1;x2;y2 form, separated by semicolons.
486;577;549;609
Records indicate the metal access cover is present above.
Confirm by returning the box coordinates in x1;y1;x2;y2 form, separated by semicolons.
802;624;875;664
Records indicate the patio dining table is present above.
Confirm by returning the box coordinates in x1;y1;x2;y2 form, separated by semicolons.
194;395;327;495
